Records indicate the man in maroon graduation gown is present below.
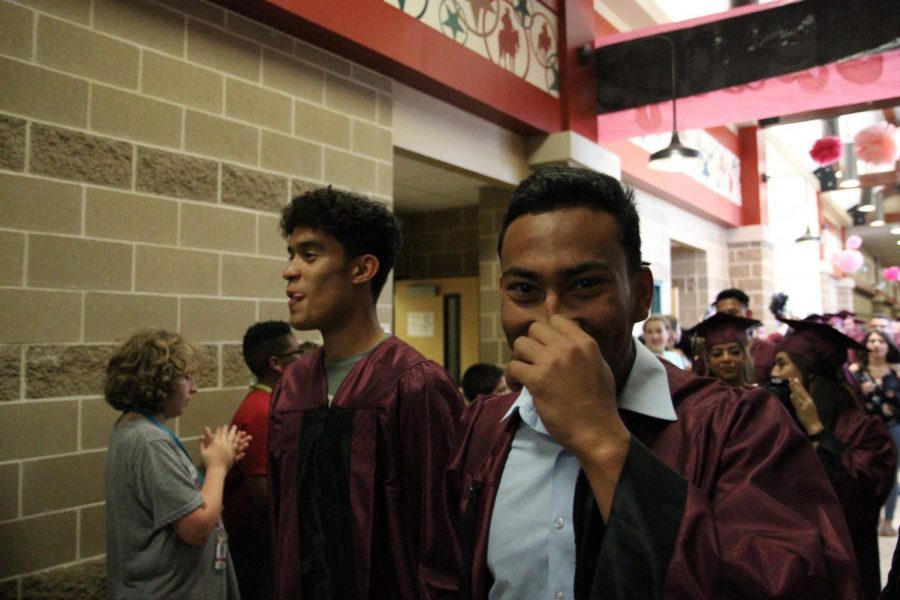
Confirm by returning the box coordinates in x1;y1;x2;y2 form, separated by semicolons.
444;167;860;599
269;187;463;600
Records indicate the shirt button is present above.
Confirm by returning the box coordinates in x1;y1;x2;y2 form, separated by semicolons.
556;592;565;600
553;516;564;529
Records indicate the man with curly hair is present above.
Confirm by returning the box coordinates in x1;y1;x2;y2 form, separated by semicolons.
104;328;249;599
269;187;464;599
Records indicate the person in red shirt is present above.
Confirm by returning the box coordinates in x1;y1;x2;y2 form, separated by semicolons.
223;321;308;600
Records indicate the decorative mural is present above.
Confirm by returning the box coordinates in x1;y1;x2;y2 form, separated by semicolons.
385;0;560;97
632;130;743;205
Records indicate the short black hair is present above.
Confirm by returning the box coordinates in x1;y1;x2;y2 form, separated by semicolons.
497;167;642;273
281;187;403;300
715;288;750;308
461;363;504;402
242;320;294;378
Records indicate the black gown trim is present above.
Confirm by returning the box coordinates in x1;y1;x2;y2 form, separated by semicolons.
574;437;688;600
296;404;357;600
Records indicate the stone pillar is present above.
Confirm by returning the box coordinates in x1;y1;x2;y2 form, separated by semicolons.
836;277;856;312
727;226;776;328
478;187;513;365
819;271;840;315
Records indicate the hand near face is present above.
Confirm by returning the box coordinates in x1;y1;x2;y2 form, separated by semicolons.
506;314;630;459
788;378;824;436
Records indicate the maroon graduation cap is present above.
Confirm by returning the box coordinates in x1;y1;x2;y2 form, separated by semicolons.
776;317;863;370
686;313;760;348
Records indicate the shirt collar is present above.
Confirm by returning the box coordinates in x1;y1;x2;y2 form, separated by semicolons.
503;337;677;434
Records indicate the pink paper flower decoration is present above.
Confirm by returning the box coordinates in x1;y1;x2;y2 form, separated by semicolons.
884;266;900;282
854;123;899;165
834;249;864;273
809;136;843;165
845;234;862;250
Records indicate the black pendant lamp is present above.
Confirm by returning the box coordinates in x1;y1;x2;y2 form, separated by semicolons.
648;36;702;172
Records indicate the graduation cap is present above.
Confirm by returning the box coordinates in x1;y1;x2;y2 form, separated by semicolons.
801;314;830;324
776;317;863;370
685;312;760;348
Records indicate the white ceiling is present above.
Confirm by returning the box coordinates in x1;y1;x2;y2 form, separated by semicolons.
393;151;499;212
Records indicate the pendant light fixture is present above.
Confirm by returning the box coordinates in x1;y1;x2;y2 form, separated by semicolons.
837;143;859;188
858;187;876;213
647;36;702;172
871;189;886;227
794;226;820;243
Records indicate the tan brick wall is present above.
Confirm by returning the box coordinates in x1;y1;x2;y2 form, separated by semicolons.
727;241;776;328
476;188;513;365
395;206;479;280
671;245;711;328
0;0;393;593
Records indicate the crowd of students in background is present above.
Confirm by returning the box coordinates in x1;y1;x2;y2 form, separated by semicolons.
640;290;900;599
101;172;900;600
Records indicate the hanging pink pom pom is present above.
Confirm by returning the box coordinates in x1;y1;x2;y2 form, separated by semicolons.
854;123;898;165
835;249;864;273
809;136;843;165
845;234;863;250
884;266;900;282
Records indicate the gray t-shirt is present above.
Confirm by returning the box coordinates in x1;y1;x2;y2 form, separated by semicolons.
105;416;239;599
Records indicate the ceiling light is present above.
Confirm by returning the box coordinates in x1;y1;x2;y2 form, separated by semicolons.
858;187;876;213
838;143;859;188
794;226;820;243
891;226;900;235
647;36;702;173
871;190;886;226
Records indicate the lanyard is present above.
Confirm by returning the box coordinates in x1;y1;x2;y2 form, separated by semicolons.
132;409;205;486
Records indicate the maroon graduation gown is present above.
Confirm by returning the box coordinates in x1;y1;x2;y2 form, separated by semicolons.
819;409;896;600
749;338;777;384
269;336;463;600
446;360;861;599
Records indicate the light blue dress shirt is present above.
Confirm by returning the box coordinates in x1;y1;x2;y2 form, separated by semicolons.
487;340;678;600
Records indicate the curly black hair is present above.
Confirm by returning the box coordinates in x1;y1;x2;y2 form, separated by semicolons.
104;329;199;414
497;167;643;273
281;187;402;300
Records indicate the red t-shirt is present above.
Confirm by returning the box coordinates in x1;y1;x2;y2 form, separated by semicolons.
223;386;271;538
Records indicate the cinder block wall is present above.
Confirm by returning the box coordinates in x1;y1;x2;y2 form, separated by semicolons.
477;188;512;366
0;0;393;596
395;206;479;280
727;241;776;327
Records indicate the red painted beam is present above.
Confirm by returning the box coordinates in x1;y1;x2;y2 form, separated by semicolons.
739;126;767;226
212;0;562;135
604;139;742;228
559;0;597;139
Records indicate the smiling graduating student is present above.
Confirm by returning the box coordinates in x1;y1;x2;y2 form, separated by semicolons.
441;166;860;599
268;187;464;600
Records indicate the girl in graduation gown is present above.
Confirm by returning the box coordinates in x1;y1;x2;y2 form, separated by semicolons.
771;318;897;600
686;312;760;386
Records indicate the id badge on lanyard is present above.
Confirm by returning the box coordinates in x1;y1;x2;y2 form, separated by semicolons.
214;520;228;571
